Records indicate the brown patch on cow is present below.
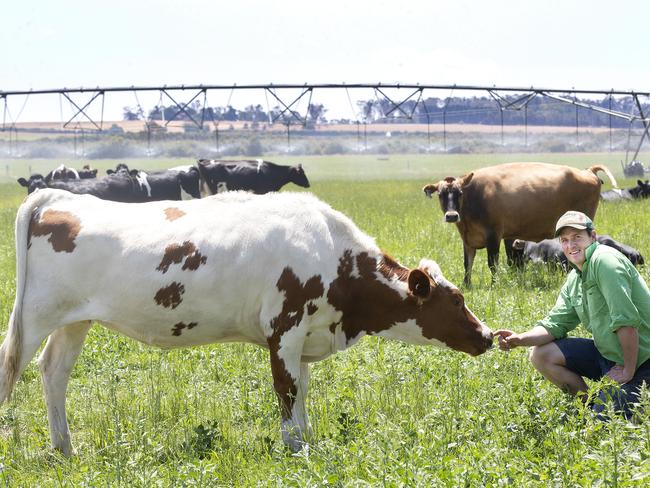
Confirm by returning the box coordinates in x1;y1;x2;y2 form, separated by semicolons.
29;209;81;253
154;282;185;309
307;303;318;315
171;321;198;336
156;241;207;273
327;250;416;342
164;207;186;221
268;267;324;419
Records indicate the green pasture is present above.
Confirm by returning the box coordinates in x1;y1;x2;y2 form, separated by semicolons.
0;154;649;486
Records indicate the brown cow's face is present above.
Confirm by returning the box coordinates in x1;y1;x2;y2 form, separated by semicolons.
409;261;492;355
423;173;473;223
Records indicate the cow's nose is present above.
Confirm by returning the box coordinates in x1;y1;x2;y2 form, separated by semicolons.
445;212;459;223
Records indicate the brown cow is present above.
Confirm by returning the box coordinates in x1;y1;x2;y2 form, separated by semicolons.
422;162;618;286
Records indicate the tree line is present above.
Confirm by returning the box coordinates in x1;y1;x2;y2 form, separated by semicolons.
123;95;649;128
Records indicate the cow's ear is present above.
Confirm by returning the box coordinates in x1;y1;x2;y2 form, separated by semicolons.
422;183;438;198
129;170;139;177
459;172;474;187
17;177;28;187
90;169;98;176
638;180;644;186
107;169;115;174
407;269;434;300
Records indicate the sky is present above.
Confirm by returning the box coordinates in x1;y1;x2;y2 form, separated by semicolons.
2;0;649;122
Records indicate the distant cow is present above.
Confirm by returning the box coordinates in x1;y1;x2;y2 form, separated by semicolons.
596;235;645;266
512;234;644;269
601;180;650;201
106;163;132;176
44;164;97;182
78;164;98;179
136;166;201;200
19;166;201;202
45;164;79;182
18;173;150;202
0;189;493;456
197;159;310;195
511;239;567;270
422;162;618;286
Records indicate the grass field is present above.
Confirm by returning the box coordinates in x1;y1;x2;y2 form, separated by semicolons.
0;154;649;486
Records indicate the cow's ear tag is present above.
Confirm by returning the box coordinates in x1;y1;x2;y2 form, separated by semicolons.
407;269;432;300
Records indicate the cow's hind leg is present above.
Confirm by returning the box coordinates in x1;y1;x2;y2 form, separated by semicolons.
37;321;91;457
0;314;52;405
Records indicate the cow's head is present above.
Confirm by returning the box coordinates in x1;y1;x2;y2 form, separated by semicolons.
197;159;228;196
636;179;650;198
178;166;201;199
78;167;98;179
17;174;48;194
290;164;310;188
408;259;492;355
422;173;474;223
107;163;131;176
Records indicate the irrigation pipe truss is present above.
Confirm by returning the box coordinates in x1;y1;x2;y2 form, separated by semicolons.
2;83;650;162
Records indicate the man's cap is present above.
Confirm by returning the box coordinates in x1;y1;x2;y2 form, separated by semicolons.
554;210;594;237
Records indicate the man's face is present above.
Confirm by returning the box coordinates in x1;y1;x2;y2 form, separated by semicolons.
559;227;596;268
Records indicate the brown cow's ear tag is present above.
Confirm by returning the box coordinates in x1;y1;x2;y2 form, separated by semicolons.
407;269;434;300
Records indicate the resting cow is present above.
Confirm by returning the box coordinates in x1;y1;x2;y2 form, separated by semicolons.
197;159;310;195
512;234;644;269
601;180;650;201
422;162;618;286
0;189;493;455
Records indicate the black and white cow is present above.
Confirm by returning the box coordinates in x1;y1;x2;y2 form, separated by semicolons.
19;166;201;202
45;164;80;182
596;235;645;266
601;180;650;201
197;159;310;195
0;189;493;455
78;165;98;179
512;235;644;269
511;239;568;270
18;173;150;202
143;165;201;200
44;164;98;182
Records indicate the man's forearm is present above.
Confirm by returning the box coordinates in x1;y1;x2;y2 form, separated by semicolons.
516;325;556;346
616;326;639;372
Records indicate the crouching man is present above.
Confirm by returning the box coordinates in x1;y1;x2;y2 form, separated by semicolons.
495;211;650;418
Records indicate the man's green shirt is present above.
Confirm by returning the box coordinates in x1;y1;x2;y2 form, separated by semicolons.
538;242;650;368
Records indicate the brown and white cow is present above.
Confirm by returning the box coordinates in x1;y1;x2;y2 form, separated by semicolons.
0;189;492;455
422;162;618;286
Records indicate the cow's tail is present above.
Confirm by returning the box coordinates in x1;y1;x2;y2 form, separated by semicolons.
588;164;618;189
0;189;52;403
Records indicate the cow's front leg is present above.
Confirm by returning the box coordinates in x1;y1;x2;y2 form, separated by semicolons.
463;243;477;287
504;238;515;266
486;234;501;282
268;344;310;451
